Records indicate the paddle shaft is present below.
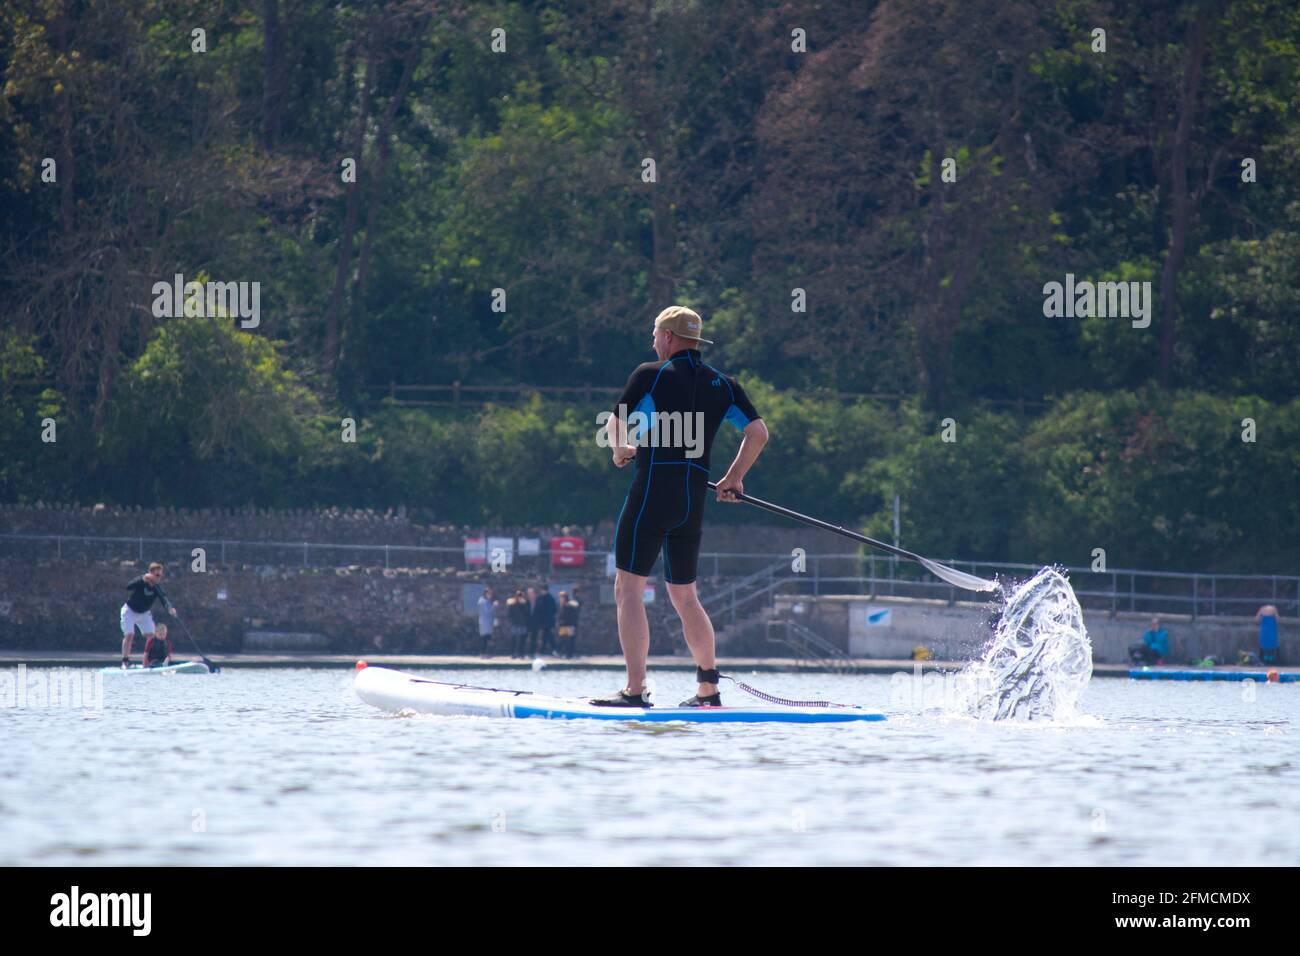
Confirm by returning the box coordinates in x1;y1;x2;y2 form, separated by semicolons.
159;592;219;672
707;482;998;592
708;481;935;565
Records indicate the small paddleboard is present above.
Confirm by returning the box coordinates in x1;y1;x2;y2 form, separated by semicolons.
354;665;885;723
100;661;213;676
1129;667;1295;682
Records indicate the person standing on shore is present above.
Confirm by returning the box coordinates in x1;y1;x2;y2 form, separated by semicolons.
534;584;558;656
120;562;177;668
1256;604;1280;664
476;586;498;657
507;589;529;658
525;586;539;656
557;589;581;659
593;306;767;708
568;586;583;658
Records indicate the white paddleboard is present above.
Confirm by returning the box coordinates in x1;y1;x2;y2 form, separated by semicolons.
100;661;213;676
354;665;884;724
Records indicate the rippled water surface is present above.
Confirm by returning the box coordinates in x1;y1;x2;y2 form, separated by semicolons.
2;667;1296;865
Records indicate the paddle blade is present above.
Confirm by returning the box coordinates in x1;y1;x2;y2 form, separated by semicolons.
918;556;999;592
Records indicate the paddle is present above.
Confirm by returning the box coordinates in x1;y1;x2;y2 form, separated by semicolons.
158;590;221;673
707;481;998;593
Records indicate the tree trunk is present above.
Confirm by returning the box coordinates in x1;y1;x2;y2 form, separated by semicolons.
323;16;381;379
647;122;676;306
261;0;285;148
916;145;952;408
341;35;421;400
56;10;75;235
1158;9;1208;388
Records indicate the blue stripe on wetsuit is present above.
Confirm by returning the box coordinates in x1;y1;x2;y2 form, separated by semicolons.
627;357;684;570
629;393;655;444
705;364;751;430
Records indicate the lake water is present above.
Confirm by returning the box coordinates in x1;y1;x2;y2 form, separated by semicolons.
1;666;1296;865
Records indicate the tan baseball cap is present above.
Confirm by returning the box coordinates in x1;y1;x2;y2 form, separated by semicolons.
653;305;713;345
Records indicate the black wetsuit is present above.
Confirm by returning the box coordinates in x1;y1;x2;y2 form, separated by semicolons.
125;577;168;613
612;348;761;583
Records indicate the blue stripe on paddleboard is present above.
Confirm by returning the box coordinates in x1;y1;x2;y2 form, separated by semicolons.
509;703;885;722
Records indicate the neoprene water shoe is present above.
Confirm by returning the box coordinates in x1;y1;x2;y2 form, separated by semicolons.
678;692;722;707
589;688;653;707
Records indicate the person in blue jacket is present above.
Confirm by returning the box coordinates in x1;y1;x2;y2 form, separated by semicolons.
1129;616;1169;664
1256;605;1280;664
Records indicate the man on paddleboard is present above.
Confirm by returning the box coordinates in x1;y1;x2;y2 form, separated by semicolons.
594;306;768;707
120;562;177;668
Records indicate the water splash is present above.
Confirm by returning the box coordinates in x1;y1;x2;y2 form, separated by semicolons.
957;567;1093;721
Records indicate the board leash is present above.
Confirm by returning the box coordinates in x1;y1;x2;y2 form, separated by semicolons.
721;675;853;709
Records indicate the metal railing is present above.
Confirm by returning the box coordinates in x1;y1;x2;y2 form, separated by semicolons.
0;531;1294;619
365;381;1050;412
799;554;1300;620
701;557;789;627
765;617;855;672
703;554;1300;620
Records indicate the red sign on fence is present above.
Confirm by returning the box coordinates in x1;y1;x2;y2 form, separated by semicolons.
550;536;586;567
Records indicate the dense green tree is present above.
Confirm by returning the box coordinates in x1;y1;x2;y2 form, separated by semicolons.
99;314;322;506
0;331;67;500
1;0;1298;572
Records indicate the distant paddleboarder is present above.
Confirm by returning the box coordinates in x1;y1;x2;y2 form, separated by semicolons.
594;306;768;707
120;562;177;668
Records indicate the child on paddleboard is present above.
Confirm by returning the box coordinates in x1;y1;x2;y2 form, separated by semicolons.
143;623;174;668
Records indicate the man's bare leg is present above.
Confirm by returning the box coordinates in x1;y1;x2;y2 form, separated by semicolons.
136;630;154;664
666;581;718;697
614;569;650;694
121;629;134;662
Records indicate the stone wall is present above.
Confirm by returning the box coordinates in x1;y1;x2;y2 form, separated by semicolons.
0;501;843;657
0;557;691;656
0;501;597;548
